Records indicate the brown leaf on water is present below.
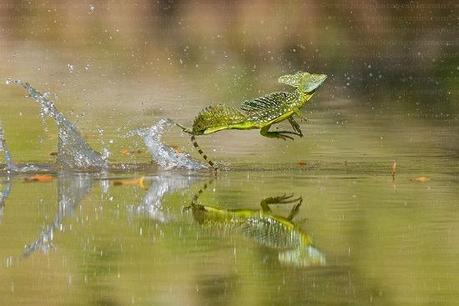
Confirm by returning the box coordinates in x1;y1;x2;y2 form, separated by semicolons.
411;176;430;182
298;160;307;167
121;148;144;156
24;175;54;183
112;177;145;189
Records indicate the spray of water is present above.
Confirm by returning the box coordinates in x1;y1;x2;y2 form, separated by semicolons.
131;118;207;170
0;179;12;223
0;125;14;171
7;79;107;170
133;175;197;222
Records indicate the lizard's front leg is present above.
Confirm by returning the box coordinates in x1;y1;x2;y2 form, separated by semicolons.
288;117;303;137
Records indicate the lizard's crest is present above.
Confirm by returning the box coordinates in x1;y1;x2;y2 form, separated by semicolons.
278;71;327;94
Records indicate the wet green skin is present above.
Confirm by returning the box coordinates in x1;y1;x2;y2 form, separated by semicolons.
202;91;311;136
188;72;327;141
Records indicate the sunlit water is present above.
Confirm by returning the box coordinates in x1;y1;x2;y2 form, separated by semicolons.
0;106;457;305
1;76;458;306
1;79;457;306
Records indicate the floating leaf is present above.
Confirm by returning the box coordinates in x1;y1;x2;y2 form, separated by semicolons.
24;175;54;183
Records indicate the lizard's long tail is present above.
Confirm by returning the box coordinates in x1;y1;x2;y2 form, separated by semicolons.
174;122;217;172
191;178;213;206
190;135;217;171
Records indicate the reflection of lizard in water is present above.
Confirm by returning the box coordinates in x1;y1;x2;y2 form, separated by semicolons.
187;181;326;267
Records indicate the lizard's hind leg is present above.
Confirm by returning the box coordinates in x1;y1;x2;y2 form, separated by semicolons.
286;197;303;221
190;135;218;172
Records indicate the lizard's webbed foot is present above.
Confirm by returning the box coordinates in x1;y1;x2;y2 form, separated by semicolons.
260;123;303;141
272;132;295;141
260;126;298;141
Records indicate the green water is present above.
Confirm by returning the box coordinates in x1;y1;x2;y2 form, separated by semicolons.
0;109;458;305
1;1;458;305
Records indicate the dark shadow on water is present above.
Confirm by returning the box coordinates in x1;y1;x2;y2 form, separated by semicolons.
195;274;240;306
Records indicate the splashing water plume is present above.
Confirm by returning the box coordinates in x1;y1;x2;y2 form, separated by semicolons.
131;118;207;170
7;79;107;170
0;125;14;171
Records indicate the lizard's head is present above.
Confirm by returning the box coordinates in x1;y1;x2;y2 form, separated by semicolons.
278;71;327;93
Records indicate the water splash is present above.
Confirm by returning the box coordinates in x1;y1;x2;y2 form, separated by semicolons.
0;179;12;223
0;125;14;171
24;173;93;257
7;79;107;170
131;118;207;170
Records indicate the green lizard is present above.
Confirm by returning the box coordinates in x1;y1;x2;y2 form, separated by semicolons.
176;71;327;170
186;181;326;267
